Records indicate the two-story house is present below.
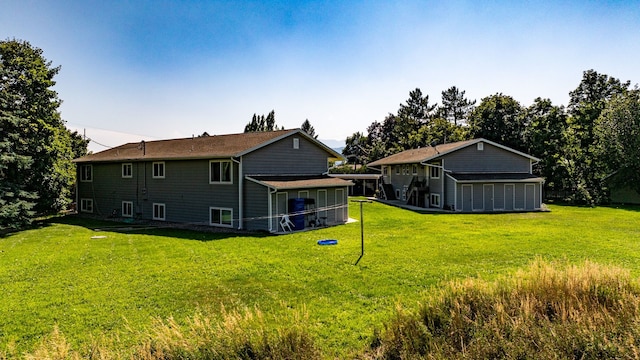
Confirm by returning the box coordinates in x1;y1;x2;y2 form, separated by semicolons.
73;129;352;232
368;138;544;212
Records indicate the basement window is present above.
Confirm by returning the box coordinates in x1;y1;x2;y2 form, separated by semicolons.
80;198;93;213
153;203;166;221
122;201;133;217
430;193;441;207
210;207;233;228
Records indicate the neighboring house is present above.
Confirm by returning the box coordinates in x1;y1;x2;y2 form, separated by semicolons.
73;129;352;232
367;138;544;212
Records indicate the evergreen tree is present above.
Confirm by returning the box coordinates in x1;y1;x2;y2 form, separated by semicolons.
301;119;318;138
243;110;282;132
0;39;84;227
439;86;476;126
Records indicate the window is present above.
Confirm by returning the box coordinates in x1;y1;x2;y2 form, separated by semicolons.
293;138;300;149
395;166;400;175
430;193;441;207
80;165;92;182
122;163;132;178
477;142;484;151
412;164;418;175
383;166;388;176
80;198;93;213
153;203;165;220
210;160;233;184
122;201;133;217
210;207;233;227
429;165;441;179
152;162;165;178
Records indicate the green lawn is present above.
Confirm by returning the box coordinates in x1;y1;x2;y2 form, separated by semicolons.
2;201;640;357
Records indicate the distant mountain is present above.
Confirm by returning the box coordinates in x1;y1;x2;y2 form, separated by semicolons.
319;139;345;157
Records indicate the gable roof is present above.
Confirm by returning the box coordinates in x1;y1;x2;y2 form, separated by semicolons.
74;129;342;163
367;138;539;167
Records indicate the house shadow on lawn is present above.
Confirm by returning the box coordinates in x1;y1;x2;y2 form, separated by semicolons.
45;214;272;242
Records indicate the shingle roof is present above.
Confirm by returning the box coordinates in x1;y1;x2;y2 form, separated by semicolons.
367;139;477;166
246;175;353;190
74;129;341;163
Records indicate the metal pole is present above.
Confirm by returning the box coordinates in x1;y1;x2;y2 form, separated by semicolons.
353;199;370;265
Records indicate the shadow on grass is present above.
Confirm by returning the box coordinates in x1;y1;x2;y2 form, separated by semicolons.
545;200;640;213
44;214;272;242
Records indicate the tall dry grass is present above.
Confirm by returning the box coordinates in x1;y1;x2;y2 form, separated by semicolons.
135;306;320;360
365;259;640;359
5;307;319;360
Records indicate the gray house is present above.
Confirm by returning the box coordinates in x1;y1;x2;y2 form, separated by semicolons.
73;129;352;232
368;138;544;212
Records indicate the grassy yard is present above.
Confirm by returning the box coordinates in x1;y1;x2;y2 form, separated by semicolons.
2;201;640;357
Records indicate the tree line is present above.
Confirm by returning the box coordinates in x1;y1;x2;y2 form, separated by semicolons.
343;71;639;205
1;39;89;230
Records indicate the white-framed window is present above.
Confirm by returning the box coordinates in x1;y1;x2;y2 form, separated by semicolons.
430;193;441;207
429;165;441;179
153;203;166;220
293;138;300;149
210;207;233;228
477;142;484;151
152;162;165;179
80;164;92;182
395;189;400;199
122;201;133;217
122;163;132;178
412;164;418;175
80;198;93;213
210;160;233;184
383;166;388;176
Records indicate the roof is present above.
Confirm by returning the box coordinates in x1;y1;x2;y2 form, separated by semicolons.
367;138;539;167
367;139;476;166
74;129;342;163
246;175;353;190
447;172;544;183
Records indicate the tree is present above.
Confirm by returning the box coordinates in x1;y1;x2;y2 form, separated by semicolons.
522;98;568;195
342;132;368;167
0;110;37;229
301;119;318;138
468;93;525;151
243;110;283;132
594;89;640;197
0;39;83;227
439;86;476;126
564;70;631;203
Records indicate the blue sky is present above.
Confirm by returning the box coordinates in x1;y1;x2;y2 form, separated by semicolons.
3;0;640;152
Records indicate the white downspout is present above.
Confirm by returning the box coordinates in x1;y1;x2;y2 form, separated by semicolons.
441;159;445;209
232;157;243;230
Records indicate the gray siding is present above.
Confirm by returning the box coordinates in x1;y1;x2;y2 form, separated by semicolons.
444;176;456;209
443;142;531;173
244;180;270;231
79;159;240;227
243;136;330;175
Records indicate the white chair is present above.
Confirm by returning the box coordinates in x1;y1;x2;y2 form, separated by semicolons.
280;214;295;232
